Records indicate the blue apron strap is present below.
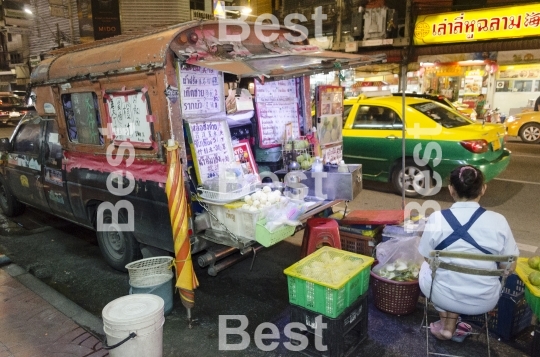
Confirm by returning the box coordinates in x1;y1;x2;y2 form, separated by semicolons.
435;207;491;254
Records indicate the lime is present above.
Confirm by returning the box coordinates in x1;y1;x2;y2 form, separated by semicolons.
528;256;540;269
529;271;540;286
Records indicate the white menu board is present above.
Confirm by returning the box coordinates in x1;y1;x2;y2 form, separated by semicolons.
255;79;300;148
187;119;234;184
105;91;153;148
179;64;224;117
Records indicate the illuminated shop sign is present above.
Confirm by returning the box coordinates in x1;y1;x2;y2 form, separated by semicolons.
414;4;540;45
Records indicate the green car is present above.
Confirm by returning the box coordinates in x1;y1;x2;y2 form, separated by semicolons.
342;95;510;197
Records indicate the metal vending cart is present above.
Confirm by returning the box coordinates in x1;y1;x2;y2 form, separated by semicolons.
175;21;379;276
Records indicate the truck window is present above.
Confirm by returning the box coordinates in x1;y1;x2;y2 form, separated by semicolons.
13;121;41;155
62;93;104;145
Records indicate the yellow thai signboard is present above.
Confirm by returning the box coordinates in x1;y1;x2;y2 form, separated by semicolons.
414;4;540;45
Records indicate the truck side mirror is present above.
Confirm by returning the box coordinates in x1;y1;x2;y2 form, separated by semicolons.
0;138;11;152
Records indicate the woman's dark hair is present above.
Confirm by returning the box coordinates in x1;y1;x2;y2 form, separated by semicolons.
449;165;484;199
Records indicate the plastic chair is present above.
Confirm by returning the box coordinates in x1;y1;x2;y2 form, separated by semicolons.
422;250;517;357
300;218;341;258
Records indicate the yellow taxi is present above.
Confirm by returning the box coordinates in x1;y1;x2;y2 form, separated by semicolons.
505;110;540;143
343;94;510;197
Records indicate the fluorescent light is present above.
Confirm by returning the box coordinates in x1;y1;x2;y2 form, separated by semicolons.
24;7;33;14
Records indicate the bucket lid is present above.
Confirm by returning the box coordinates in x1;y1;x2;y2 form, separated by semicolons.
103;294;164;330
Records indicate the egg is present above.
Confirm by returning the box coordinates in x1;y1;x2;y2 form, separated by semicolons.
268;195;277;204
252;199;260;207
274;190;282;197
242;204;250;210
259;195;267;204
262;186;272;193
244;195;252;204
252;191;261;200
249;206;258;212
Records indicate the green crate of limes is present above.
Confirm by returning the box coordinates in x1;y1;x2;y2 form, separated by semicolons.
284;246;374;318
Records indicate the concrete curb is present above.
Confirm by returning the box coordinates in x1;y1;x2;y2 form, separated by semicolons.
1;261;106;338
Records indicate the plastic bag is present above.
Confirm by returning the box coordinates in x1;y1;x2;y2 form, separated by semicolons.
372;235;424;281
264;199;305;232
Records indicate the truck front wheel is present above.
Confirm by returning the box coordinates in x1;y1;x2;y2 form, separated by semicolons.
96;210;141;272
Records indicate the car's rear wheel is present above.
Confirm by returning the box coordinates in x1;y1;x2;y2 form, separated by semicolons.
391;159;430;198
519;123;540;143
96;210;141;272
0;175;25;217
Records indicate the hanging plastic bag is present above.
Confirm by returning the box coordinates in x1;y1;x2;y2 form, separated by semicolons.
372;235;424;281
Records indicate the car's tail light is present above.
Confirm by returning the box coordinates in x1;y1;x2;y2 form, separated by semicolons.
0;111;8;116
460;140;488;153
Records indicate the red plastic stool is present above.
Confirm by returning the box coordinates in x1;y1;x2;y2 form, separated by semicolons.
300;218;341;258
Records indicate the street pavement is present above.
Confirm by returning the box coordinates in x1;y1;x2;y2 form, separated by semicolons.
0;229;536;357
0;259;108;357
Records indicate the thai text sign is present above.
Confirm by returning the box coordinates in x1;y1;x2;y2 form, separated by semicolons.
414;4;540;45
180;64;223;117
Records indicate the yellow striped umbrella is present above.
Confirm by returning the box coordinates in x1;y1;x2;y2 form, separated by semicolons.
166;142;199;311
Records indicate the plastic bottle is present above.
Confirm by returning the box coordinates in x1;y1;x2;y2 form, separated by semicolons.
338;160;349;173
311;127;322;158
312;157;323;172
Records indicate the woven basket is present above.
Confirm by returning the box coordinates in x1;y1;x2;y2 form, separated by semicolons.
370;270;420;315
125;256;174;287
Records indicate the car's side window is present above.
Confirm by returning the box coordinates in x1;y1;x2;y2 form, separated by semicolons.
353;106;402;129
13;122;41;155
62;92;104;145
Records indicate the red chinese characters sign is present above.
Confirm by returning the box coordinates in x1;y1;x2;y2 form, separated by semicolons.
414;4;540;45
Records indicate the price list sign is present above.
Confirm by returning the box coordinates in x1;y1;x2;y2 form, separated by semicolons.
255;79;300;148
180;64;224;117
186;120;234;184
105;91;153;148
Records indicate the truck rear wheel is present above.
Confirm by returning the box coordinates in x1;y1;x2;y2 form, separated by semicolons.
0;175;25;217
96;210;141;272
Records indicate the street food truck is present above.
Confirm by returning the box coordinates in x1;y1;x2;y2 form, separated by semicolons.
0;20;381;274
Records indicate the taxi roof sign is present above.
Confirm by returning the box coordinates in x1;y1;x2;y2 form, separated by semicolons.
213;0;225;19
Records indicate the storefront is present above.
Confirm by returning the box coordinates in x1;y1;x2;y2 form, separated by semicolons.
406;3;540;118
493;49;540;116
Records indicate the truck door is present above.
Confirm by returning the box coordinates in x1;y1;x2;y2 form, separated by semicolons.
5;119;49;211
43;119;74;218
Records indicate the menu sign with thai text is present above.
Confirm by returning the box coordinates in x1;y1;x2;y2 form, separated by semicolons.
255;79;300;148
105;91;153;148
322;143;343;164
414;4;540;45
186;119;234;184
180;64;223;117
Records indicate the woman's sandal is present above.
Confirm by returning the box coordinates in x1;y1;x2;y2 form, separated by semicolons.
429;321;453;340
451;322;472;343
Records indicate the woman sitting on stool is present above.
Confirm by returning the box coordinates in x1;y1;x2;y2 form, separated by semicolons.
417;165;519;341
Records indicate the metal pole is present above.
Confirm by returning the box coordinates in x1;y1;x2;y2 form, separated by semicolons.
67;0;75;44
401;0;412;210
335;0;343;47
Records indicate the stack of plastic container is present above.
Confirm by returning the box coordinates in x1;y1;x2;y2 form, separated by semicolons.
284;247;374;356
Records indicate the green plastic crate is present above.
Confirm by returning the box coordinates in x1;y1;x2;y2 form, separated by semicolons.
284;247;374;318
255;221;296;248
525;287;540;320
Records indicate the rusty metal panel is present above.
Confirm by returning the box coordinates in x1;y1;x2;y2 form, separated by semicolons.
32;26;186;85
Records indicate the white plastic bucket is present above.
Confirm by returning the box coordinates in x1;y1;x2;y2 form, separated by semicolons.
130;274;174;316
102;294;165;357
